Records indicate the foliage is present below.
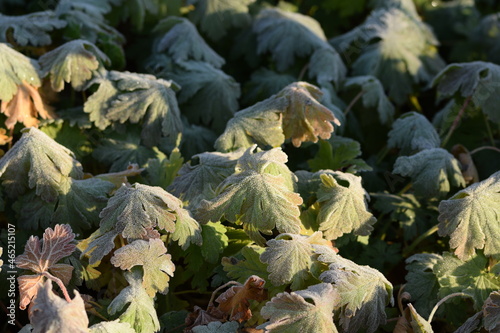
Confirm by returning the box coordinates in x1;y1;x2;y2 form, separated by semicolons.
1;0;500;332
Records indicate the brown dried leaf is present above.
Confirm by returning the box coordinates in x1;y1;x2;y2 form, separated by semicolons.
185;305;225;332
29;279;88;333
278;82;339;147
0;81;55;130
215;275;267;322
451;144;479;185
15;225;76;309
0;128;12;145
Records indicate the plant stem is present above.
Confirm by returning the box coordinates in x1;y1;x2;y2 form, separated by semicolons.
402;225;439;257
43;271;72;303
470;146;500;155
344;90;365;115
441;95;472;148
398;183;413;195
484;114;496;147
428;292;471;322
298;63;309;81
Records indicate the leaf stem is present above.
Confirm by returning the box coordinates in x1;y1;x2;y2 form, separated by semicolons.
42;271;72;303
344;90;365;115
470;146;500;155
398;183;412;195
484;114;496;147
428;292;471;322
402;224;439;257
207;281;241;309
298;63;309;81
441;95;472;148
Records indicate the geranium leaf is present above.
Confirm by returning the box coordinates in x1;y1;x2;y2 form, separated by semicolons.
215;96;287;152
316;172;376;240
222;245;269;285
258;283;339;333
308;47;347;88
167;150;243;209
278;82;340;147
108;270;160;333
316;246;394;333
39;39;109;92
52;177;115;233
29;280;88;333
169;61;240;132
432;61;500;122
197;147;302;245
110;238;175;297
0;43;41;103
260;232;325;290
83;183;200;264
215;275;267;322
404;253;442;318
89;319;135;333
143;148;184;189
387;112;441;155
407;304;434;333
187;0;255;41
242;68;296;105
15;224;76;309
153;17;224;68
253;8;327;71
393;148;466;197
0;12;66;46
0;127;83;202
343;75;394;124
483;291;500;332
84;71;183;147
13;191;55;230
434;252;500;310
191;321;239;333
199;222;229;264
438;171;500;260
1;81;55;130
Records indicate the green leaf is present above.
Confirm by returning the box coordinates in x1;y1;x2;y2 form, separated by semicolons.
258;283;339;333
199;222;229;264
222;245;269;285
52;177;114;233
169;61;240;132
405;253;442;317
85;71;183;148
215;96;287;152
0;12;66;46
153;17;224;68
308;47;347;88
437;171;500;260
308;137;372;173
167;150;242;209
89;319;135;333
110;238;175;296
483;291;500;332
343;75;394;124
408;304;434;333
178;120;217;159
316;172;376;240
39;39;109;92
108;270;160;333
334;8;444;104
192;321;239;333
0;43;41;102
253;8;327;71
92;129;159;172
83;183;201;264
260;232;325;290
197;147;303;245
115;0;160;31
242;68;296;105
434;252;500;310
143;148;184;189
13;191;55;230
0;127;83;202
187;0;255;40
388;112;441;155
393;148;466;197
316;246;394;333
432;61;500;123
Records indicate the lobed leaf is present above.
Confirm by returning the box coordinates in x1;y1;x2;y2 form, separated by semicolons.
388;112;441;155
258;283;339;333
89;319;135;333
39;39;110;92
0;127;83;202
110;238;175;297
483;291;500;332
191;321;239;333
308;47;347;88
0;12;66;46
393;148;465;197
438;171;500;260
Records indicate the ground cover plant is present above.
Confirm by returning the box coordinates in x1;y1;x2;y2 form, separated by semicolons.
0;0;499;332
